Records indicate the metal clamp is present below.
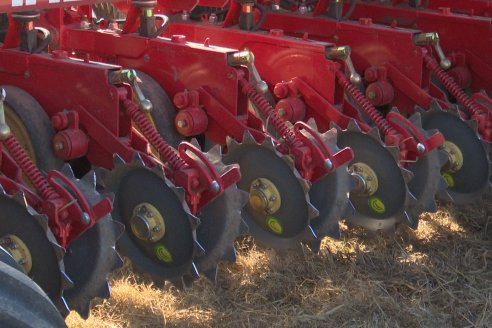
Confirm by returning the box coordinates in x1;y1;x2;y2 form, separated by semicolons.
326;46;362;84
413;32;451;70
228;49;269;94
109;69;153;112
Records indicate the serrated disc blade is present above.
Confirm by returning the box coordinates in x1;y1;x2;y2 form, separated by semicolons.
103;163;196;288
223;143;313;250
337;130;408;232
421;110;490;204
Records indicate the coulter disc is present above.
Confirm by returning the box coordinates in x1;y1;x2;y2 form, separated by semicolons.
337;127;409;232
397;113;448;227
0;246;67;328
0;192;70;315
223;134;318;250
421;108;490;204
192;145;246;282
62;167;124;319
99;156;198;288
305;123;352;251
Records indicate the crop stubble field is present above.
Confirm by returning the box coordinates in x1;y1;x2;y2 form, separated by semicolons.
67;201;491;328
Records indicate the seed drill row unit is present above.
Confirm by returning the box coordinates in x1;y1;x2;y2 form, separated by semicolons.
0;0;489;323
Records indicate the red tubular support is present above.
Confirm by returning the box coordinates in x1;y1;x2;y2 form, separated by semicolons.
3;135;58;200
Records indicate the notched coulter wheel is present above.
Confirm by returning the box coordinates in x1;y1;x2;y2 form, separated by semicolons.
1;86;123;316
0;247;66;328
224;132;318;250
336;123;410;232
0;193;70;315
135;74;245;283
421;106;491;204
98;156;198;288
62;167;124;319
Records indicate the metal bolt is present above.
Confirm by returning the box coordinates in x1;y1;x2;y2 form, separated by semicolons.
272;4;280;10
209;13;217;23
181;11;190;21
153;226;160;232
324;159;333;170
81;212;90;225
367;91;376;100
140;99;153;113
18;258;26;265
260;183;267;190
298;5;308;14
366;176;373;181
350;73;362;85
278;108;286;117
54;141;64;151
210;180;220;193
440;58;452;70
256;80;269;94
269;196;276;201
10;243;18;250
177;120;187;128
416;143;426;154
80;16;90;29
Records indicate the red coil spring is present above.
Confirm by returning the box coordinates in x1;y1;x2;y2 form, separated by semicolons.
239;77;298;146
4;135;58;200
335;70;396;137
123;98;186;170
423;54;481;116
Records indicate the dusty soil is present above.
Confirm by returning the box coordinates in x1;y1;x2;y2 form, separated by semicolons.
66;201;491;328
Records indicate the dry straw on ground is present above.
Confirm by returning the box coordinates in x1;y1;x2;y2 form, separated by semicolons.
67;201;491;328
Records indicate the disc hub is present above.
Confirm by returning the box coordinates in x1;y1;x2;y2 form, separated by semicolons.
349;162;379;196
248;178;281;215
130;203;166;242
0;235;32;273
441;141;464;173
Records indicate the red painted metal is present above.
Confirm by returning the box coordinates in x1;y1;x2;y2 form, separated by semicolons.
389;0;492;17
347;1;492;94
147;6;443;160
0;44;241;213
0;0;112;13
1;119;111;248
34;4;352;184
200;3;491;142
